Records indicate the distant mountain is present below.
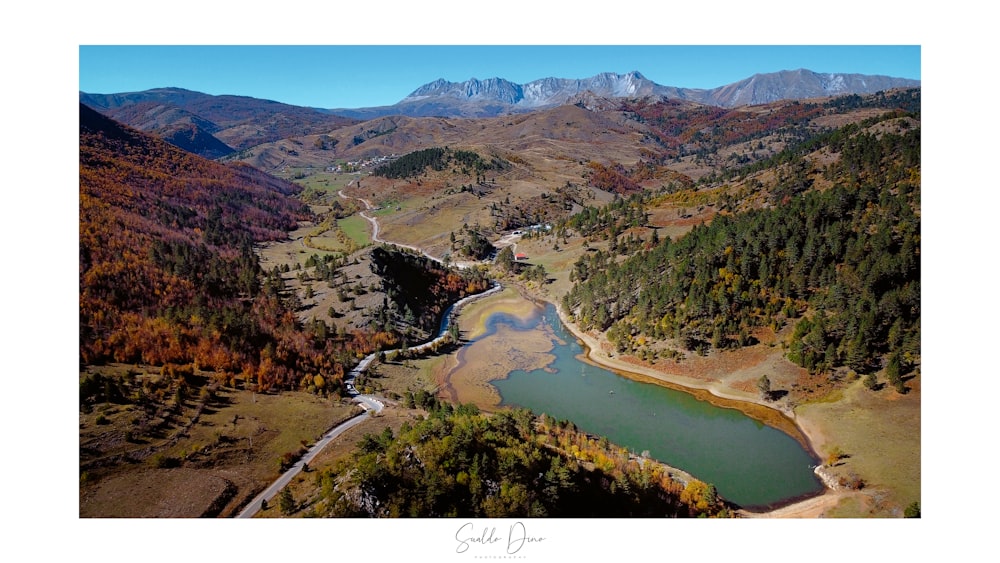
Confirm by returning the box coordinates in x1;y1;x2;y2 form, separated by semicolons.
402;71;671;108
331;69;919;118
79;88;359;154
95;100;234;159
330;72;666;119
81;69;919;152
408;77;526;105
702;69;921;107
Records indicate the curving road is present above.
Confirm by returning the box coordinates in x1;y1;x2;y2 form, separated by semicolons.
338;188;521;269
237;189;505;518
339;188;445;264
236;279;497;518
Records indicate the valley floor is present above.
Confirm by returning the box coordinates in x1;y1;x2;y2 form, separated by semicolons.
334;185;920;518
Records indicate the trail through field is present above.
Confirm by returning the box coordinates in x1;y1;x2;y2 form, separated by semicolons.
338;187;520;269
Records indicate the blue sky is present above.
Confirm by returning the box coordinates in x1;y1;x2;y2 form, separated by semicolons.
79;45;920;110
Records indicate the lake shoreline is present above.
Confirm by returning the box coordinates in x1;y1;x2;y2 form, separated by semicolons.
538;293;840;517
448;286;833;515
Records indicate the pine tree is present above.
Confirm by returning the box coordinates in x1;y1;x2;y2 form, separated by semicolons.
279;487;295;515
757;375;772;400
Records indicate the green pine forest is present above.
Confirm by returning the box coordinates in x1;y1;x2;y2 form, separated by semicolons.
562;116;920;388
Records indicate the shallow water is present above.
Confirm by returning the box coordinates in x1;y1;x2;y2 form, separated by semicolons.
488;302;823;509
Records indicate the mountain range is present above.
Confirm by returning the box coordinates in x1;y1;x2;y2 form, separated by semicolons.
328;69;919;119
80;68;919;158
79;88;359;154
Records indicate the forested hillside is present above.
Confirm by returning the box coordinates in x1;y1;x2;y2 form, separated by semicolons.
314;401;730;518
562;114;920;385
80;105;394;392
623;88;920;173
370;246;492;338
82;103;300;386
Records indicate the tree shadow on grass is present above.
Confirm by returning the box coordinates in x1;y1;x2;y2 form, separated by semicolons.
768;389;789;401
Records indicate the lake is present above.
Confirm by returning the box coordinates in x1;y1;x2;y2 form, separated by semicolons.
488;302;823;509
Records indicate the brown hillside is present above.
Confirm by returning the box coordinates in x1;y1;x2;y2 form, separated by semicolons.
79;104;349;389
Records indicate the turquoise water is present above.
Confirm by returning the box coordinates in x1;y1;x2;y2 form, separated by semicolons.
489;303;823;509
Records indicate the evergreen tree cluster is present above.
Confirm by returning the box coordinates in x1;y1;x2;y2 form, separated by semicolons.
823;88;921;115
372;147;507;180
372;147;446;178
563;123;920;376
460;229;495;260
561;192;650;240
317;406;728;518
302;252;347;286
370;246;492;336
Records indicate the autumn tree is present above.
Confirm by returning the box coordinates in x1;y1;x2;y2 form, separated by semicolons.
826;446;844;466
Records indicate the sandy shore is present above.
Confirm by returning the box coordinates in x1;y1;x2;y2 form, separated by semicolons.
742;489;850;518
437;290;555;408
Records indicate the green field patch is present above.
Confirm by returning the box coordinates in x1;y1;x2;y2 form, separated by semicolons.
291;171;356;203
337;215;371;247
372;199;402;216
796;379;921;516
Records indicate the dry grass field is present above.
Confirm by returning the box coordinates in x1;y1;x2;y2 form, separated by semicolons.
79;364;359;517
796;375;921;517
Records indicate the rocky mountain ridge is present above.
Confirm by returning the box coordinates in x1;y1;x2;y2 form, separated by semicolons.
332;69;919;118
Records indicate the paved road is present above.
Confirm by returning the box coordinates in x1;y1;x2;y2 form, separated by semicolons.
235;187;503;518
235;394;383;519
